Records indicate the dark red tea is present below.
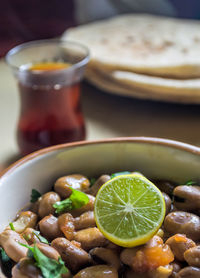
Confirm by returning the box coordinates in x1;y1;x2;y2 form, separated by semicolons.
17;63;85;155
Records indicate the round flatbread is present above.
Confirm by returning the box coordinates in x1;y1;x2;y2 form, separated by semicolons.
63;14;200;78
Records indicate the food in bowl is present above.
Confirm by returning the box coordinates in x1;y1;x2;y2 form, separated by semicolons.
0;171;200;278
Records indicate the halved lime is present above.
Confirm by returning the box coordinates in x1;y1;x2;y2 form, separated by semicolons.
94;174;165;247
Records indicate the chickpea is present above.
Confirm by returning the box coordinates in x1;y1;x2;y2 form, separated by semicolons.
51;237;90;273
54;174;90;198
12;211;38;233
58;213;75;240
70;194;95;217
74;227;107;251
74;211;96;230
39;214;62;241
73;265;118;278
184;246;200;267
164;211;200;241
165;234;196;261
38;192;60;218
173;186;200;211
0;230;28;262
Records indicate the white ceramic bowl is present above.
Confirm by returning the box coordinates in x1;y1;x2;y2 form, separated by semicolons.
1;136;200;232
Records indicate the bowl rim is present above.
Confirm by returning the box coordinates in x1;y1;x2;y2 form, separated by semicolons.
1;136;200;180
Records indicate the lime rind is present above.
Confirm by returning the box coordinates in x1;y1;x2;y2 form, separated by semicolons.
94;174;166;247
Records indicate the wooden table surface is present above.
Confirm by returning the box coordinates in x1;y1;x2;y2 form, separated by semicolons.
1;59;200;169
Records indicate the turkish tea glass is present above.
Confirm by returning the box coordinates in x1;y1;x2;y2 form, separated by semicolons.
6;39;89;155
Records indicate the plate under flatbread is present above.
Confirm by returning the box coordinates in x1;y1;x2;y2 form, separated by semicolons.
86;68;200;104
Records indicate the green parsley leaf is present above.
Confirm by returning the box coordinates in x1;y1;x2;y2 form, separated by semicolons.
20;244;68;278
53;199;73;214
23;233;31;242
185;180;198;186
0;248;10;263
69;188;89;209
90;177;96;187
9;222;15;231
31;189;41;203
111;171;131;179
32;231;49;244
53;188;89;214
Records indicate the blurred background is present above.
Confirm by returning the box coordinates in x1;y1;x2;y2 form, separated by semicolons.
1;0;200;57
1;0;200;170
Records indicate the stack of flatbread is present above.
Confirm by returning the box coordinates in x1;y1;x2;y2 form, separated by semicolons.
62;14;200;103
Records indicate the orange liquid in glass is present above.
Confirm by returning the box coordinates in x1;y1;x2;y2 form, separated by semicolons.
17;62;85;155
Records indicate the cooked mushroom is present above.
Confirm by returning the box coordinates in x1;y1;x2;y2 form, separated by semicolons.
105;241;122;253
0;230;28;262
164;211;200;241
12;211;38;233
89;247;121;270
124;269;148;278
173;186;200;211
170;261;183;278
74;211;96;230
39;214;62;241
31;198;41;214
38;192;60;218
51;237;91;273
153;180;176;196
54;180;72;199
120;247;139;267
176;266;200;278
74;227;107;251
165;234;196;261
87;175;110;196
12;258;43;278
184;246;200;267
73;265;118;278
162;193;172;215
54;174;90;198
58;213;75;240
35;242;60;261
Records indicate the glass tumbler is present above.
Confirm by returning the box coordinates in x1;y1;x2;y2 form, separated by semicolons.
6;39;89;155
